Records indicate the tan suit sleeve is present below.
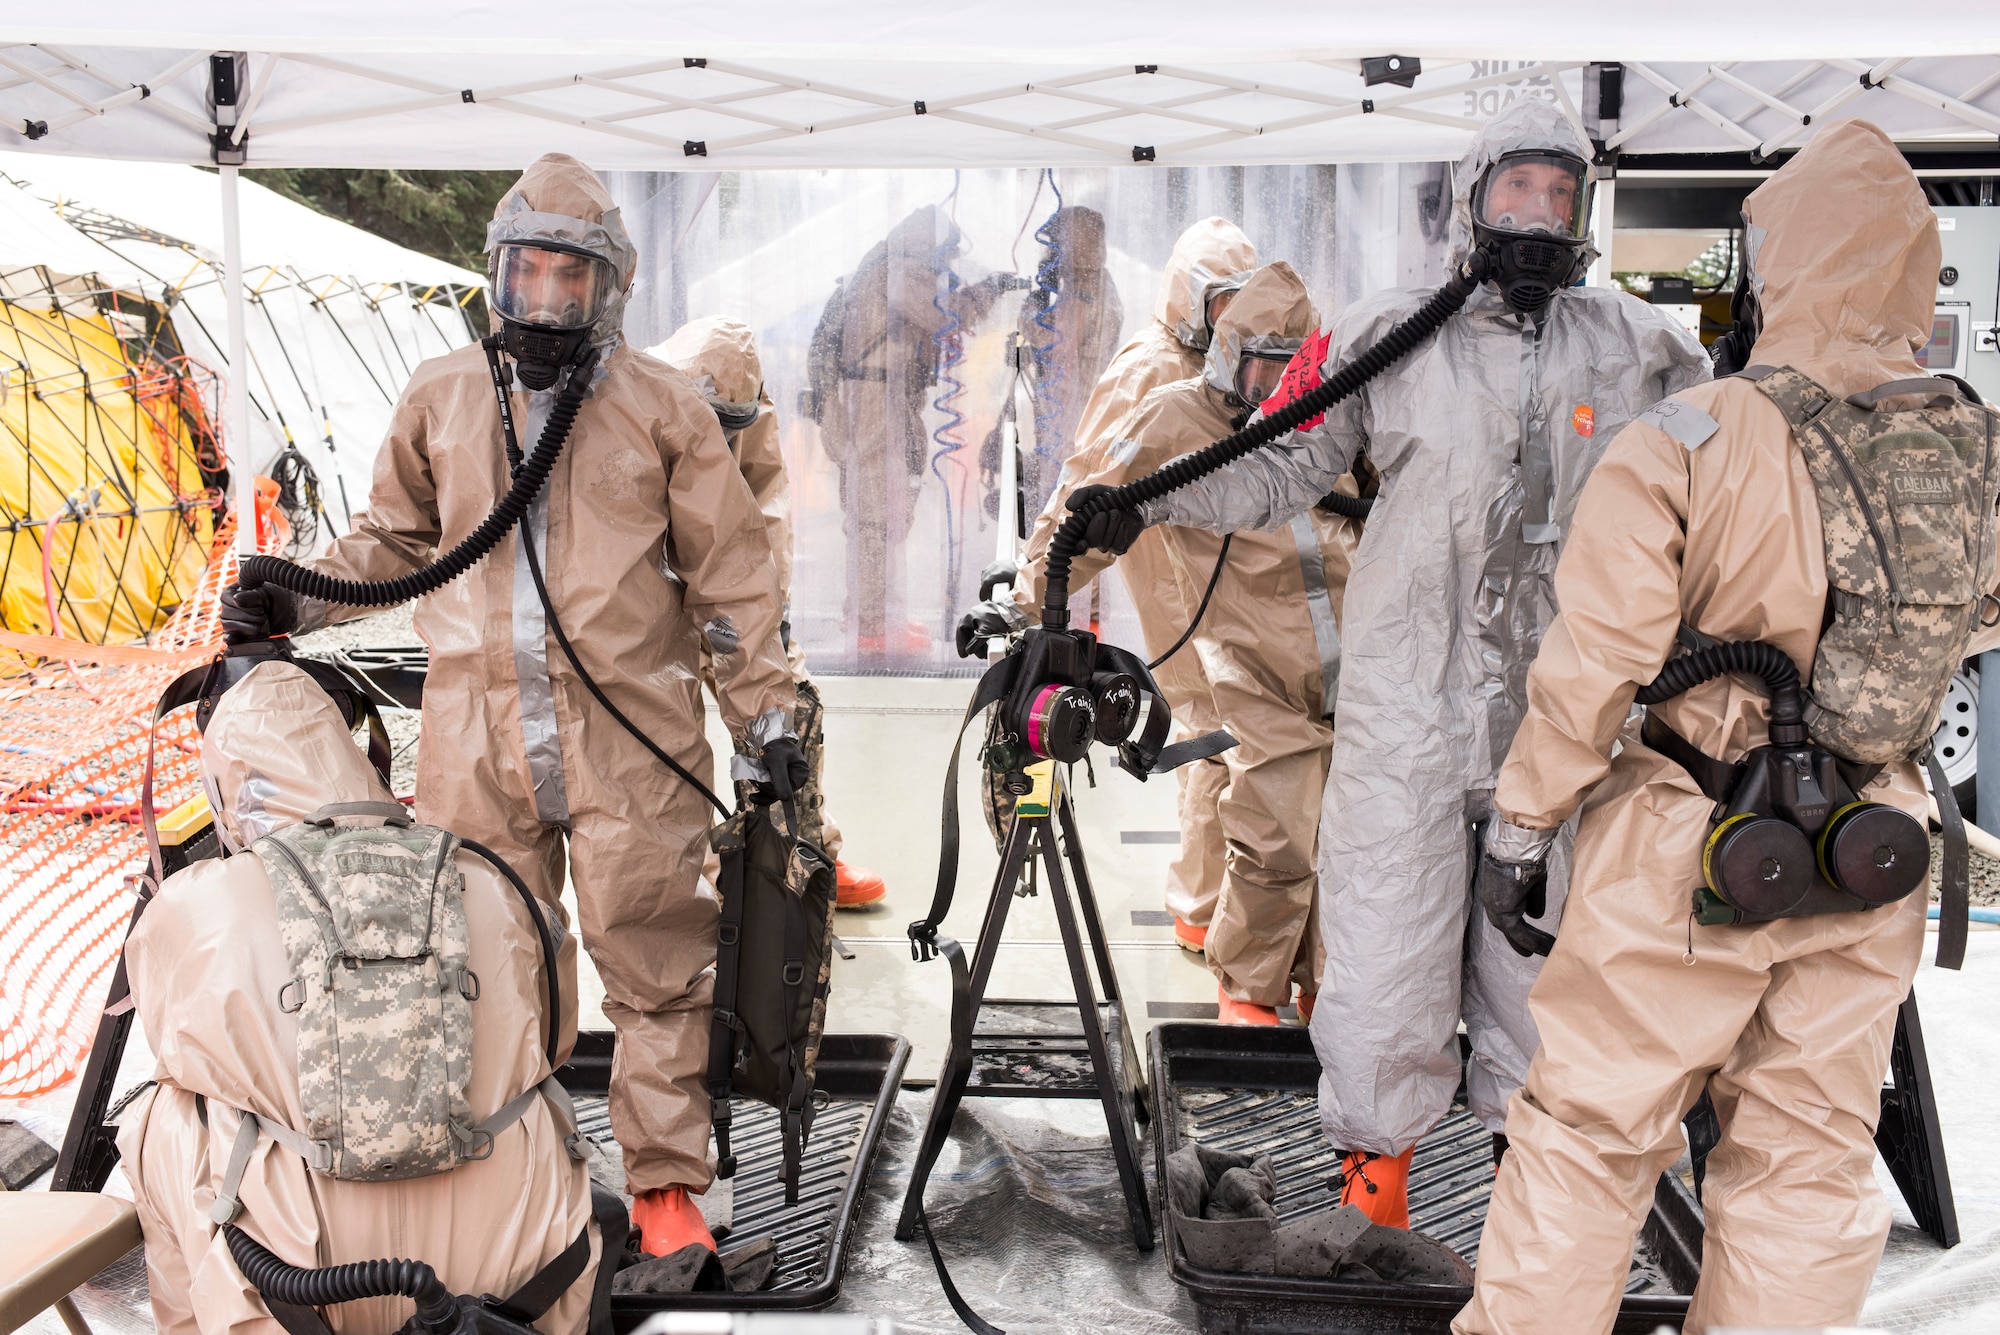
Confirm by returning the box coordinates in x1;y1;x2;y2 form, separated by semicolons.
1495;421;1693;830
299;390;444;629
732;396;794;605
658;392;795;741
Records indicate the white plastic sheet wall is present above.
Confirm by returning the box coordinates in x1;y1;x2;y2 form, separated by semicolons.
609;163;1447;672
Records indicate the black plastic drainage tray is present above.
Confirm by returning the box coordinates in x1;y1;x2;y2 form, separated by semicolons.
1151;1023;1700;1335
556;1030;909;1326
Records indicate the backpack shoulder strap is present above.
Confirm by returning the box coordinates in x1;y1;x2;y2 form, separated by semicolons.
1845;377;1961;411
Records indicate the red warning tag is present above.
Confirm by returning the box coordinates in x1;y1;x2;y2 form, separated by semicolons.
1264;329;1333;431
1572;404;1596;437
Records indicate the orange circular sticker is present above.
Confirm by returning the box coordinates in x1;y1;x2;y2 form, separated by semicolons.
1572;404;1595;437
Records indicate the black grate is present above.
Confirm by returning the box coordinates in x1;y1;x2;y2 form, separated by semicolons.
575;1094;867;1297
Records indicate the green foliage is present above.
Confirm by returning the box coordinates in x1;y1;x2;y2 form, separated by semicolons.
246;168;513;274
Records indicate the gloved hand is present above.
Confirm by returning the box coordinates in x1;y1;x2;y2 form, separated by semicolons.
755;735;809;805
956;599;1028;658
978;558;1021;603
219;581;298;644
1065;485;1145;557
1476;817;1558;958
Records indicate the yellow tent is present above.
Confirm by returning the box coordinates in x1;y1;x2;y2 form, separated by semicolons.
0;295;219;645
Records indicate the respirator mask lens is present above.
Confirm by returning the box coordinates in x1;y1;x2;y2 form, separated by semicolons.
1234;350;1292;406
491;243;615;332
1473;152;1589;241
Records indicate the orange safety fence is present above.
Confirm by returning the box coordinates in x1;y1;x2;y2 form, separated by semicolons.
0;506;289;1097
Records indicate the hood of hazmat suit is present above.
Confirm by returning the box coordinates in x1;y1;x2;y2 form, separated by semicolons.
650;317;792;609
487;152;639;356
1457;120;1989;1335
1011;217;1257;928
1151;98;1711;1155
116;660;594;1335
304;152;790;1197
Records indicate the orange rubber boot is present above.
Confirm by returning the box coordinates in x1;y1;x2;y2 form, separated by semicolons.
1217;984;1280;1026
1295;991;1316;1024
1338;1147;1413;1229
835;861;886;908
1173;918;1208;954
630;1186;716;1257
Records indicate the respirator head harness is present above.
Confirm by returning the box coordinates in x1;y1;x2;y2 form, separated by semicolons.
1470;149;1593;314
490;239;615;390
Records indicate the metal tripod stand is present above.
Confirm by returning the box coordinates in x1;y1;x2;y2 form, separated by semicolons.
895;761;1154;1250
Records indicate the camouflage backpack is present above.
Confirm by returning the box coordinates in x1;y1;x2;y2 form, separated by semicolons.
1745;366;2000;764
251;801;481;1181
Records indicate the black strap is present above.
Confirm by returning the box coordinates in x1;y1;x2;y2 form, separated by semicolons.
780;857;810;1204
459;839;565;1075
1925;747;1970;971
1639;711;1744;805
1153;729;1238;774
489;1217;595;1322
263;1301;333;1335
916;1203;1006;1335
911;653;1020;961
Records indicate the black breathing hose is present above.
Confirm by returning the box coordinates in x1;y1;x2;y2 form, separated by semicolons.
1040;248;1492;627
235;341;600;605
1318;491;1375;520
1634;641;1806;744
225;1226;457;1331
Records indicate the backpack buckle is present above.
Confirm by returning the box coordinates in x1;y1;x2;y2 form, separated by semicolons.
782;962;806;986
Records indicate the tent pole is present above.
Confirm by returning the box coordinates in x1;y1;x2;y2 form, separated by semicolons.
220;162;255;555
1591;176;1618;288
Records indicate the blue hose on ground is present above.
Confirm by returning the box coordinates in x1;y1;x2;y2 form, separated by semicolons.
1929;905;2000;924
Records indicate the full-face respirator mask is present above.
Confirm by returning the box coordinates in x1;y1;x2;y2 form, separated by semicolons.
1470;149;1593;315
490;240;615;390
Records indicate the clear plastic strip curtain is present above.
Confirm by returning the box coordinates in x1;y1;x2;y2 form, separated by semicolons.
610;163;1448;672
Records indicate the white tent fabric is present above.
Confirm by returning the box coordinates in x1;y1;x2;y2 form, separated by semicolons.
0;152;477;287
0;177;147;288
0;12;1999;169
0;153;481;542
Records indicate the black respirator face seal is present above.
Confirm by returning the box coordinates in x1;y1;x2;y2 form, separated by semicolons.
1710;225;1761;375
1470;149;1593;314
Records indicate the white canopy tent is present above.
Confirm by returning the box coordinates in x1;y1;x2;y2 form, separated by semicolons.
2;5;1999;545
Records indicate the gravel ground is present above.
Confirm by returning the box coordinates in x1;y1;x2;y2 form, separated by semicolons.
292;606;424;795
1929;832;2000;907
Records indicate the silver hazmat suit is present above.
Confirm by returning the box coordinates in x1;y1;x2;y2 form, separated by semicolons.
1146;100;1711;1153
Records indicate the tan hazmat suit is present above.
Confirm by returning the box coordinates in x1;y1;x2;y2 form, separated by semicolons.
1016;205;1128;515
300;154;794;1194
117;660;595;1334
1014;217;1258;932
1455;121;2000;1334
1150;101;1711;1148
814;206;991;654
1047;262;1350;1005
651;315;844;858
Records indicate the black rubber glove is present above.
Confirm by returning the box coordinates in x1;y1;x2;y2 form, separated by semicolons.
756;736;809;804
978;558;1021;603
219;581;298;644
955;599;1027;659
1476;852;1554;958
1065;484;1145;557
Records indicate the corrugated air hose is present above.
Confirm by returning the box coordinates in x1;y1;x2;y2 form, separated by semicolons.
1040;247;1495;627
225;1225;457;1332
235;342;598;606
